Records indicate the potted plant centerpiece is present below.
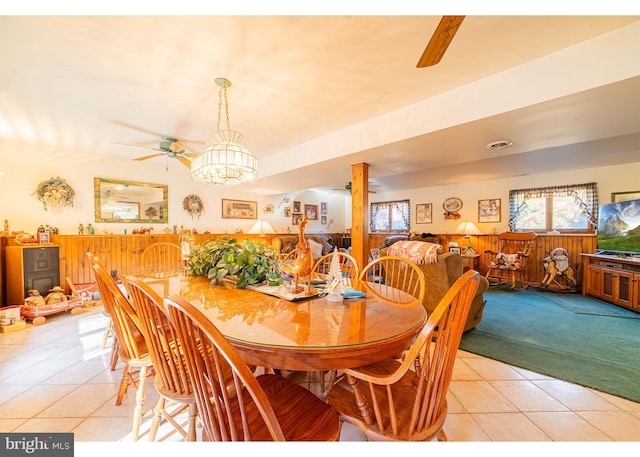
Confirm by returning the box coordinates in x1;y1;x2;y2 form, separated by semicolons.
187;237;281;288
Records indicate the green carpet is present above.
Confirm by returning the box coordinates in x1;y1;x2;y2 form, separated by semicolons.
459;285;640;403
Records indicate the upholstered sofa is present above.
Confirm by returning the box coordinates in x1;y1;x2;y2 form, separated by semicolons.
381;242;489;332
270;234;336;259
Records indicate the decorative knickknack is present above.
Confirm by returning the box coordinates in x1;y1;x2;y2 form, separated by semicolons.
33;176;76;212
183;194;205;219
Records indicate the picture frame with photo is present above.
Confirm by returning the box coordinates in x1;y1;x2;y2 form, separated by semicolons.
292;201;301;213
292;213;304;225
321;202;327;214
416;203;432;224
304;204;318;220
321;215;327;225
449;246;461;254
284;207;292;217
478;198;501;223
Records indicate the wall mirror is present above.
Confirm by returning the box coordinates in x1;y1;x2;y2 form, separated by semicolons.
94;177;168;223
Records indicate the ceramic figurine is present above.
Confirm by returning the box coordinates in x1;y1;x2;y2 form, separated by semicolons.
78;223;84;235
86;224;94;234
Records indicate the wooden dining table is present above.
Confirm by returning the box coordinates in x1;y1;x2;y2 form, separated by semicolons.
136;273;427;372
131;272;427;425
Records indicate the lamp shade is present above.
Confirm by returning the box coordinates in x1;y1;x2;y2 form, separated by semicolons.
454;221;482;235
248;220;276;236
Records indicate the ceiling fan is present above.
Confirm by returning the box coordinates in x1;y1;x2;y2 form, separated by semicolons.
112;137;199;169
332;182;378;194
417;16;465;68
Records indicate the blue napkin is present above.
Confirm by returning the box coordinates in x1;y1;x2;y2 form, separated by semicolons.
342;287;366;298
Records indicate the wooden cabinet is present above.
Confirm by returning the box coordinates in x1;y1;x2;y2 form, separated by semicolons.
581;254;640;312
461;254;480;273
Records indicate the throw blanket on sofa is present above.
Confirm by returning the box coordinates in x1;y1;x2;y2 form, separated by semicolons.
387;241;442;265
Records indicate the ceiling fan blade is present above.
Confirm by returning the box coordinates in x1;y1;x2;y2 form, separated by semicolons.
133;153;164;161
417;16;465;68
176;156;193;168
111;120;205;144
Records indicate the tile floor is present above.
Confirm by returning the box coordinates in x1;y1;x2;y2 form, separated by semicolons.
2;306;640;448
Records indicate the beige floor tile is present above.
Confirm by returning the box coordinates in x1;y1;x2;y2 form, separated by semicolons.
0;384;79;418
533;379;623;411
525;411;612;441
443;413;491;441
446;391;466;414
470;412;552;441
510;365;556;381
448;380;519;414
1;358;79;385
461;357;526;380
577;411;640;441
44;358;113;384
488;380;569;412
0;383;33;404
72;417;134;442
12;417;84;433
0;418;28;432
589;390;640;412
38;384;119;418
451;358;484;381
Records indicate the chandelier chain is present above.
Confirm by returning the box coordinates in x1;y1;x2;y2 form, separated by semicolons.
217;85;231;132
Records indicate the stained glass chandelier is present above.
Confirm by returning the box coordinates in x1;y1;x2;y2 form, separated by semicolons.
191;78;258;185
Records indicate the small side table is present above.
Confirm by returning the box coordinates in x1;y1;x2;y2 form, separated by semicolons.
461;254;481;273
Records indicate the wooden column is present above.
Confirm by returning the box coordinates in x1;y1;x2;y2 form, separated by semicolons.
351;163;369;271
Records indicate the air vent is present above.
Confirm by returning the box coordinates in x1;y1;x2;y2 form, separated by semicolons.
486;140;513;150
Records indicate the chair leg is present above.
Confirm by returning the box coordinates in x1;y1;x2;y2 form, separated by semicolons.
186;403;198;442
148;396;165;441
116;366;130;406
131;365;149;441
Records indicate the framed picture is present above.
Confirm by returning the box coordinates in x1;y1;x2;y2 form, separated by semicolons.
221;199;257;219
292;213;304;225
612;191;640;202
449;246;461;254
263;204;274;214
304;204;318;220
321;202;327;214
37;232;50;244
321;215;327;224
416;203;432;224
292;201;301;213
478;198;501;223
283;207;292;217
370;248;381;260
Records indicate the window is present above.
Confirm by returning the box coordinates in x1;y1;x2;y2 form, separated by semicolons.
370;200;410;232
509;183;598;233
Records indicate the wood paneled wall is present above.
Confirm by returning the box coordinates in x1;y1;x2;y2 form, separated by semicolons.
36;232;596;294
368;233;597;286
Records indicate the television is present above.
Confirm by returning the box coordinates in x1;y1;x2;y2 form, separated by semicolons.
596;198;640;255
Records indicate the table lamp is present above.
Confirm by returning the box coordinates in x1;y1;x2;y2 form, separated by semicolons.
248;220;276;237
454;221;482;256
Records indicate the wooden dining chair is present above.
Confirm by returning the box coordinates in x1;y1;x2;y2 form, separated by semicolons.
163;293;341;441
358;255;426;307
87;252;153;441
140;242;182;278
326;270;481;441
311;249;359;288
123;276;198;441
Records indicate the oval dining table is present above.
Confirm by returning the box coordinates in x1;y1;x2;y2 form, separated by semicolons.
132;273;427;425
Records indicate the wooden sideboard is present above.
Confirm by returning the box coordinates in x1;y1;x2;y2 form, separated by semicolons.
581;253;640;312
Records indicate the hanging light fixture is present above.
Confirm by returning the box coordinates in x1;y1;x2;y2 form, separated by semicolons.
191;77;258;185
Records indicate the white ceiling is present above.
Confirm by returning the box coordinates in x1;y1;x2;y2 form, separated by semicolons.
2;14;640;195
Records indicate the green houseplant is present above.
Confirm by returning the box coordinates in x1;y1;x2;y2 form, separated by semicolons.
188;237;279;289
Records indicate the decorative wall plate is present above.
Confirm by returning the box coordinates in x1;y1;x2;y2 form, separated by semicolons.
443;197;463;213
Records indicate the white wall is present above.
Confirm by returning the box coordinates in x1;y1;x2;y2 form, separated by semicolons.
1;142;637;237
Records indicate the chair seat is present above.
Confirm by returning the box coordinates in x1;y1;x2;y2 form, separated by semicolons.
214;374;340;442
327;363;448;441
